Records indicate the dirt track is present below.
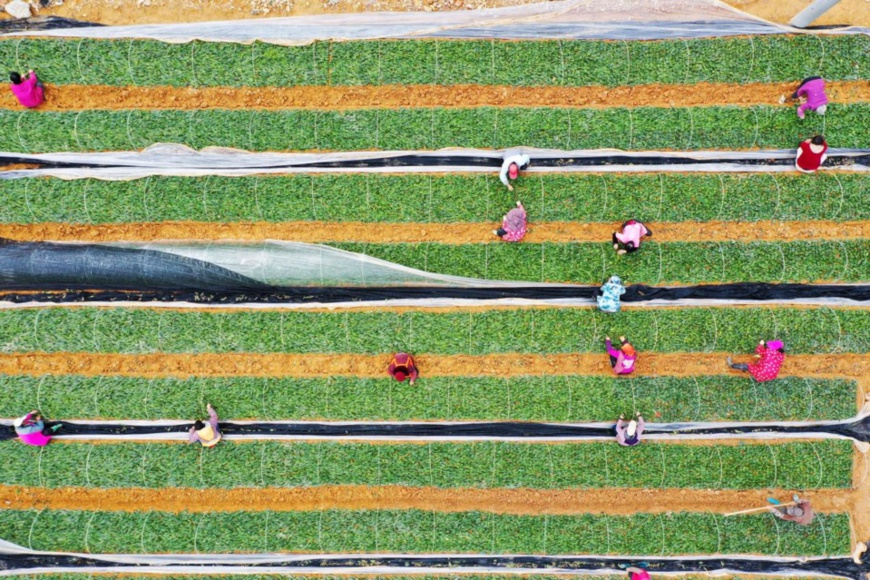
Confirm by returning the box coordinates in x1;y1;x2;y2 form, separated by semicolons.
2;219;869;244
1;81;867;112
0;484;852;516
2;352;869;382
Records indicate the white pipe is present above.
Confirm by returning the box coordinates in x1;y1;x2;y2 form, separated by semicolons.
789;0;842;28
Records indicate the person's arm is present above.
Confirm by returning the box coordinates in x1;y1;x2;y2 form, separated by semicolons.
408;363;419;385
605;338;619;358
499;160;511;188
635;414;645;436
188;427;200;444
26;71;38;87
207;404;219;431
755;341;767;356
615;418;626;436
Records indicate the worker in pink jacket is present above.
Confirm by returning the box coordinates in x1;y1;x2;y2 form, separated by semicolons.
14;411;61;446
605;336;637;375
788;76;828;120
612;220;652;254
9;70;44;108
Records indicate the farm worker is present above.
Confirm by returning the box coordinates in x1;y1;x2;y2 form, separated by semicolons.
596;275;626;313
389;352;418;385
795;135;828;173
726;339;785;382
188;403;222;448
616;412;645;447
769;494;814;526
605;336;637;375
499;151;531;192
624;566;650;580
13;410;61;446
493;201;527;242
785;77;828;120
612;220;652;255
9;70;44;108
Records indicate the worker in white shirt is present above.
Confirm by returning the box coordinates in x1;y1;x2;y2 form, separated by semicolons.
499;152;531;191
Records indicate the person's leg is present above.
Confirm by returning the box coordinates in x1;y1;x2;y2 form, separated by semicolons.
494;228;506;237
726;357;749;372
609;355;618;368
42;421;61;434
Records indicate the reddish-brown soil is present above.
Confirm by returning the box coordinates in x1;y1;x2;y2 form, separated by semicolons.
2;352;869;382
0;484;852;515
2;219;868;244
2;81;867;112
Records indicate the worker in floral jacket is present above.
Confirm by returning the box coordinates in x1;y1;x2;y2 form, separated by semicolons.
726;339;785;382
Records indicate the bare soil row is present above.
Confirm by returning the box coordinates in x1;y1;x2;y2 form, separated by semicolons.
0;484;851;516
1;81;867;112
2;219;869;244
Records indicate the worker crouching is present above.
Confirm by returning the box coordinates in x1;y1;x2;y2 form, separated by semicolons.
726;339;785;382
188;403;222;448
389;352;418;385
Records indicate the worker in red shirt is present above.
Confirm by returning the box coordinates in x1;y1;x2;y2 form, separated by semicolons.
9;70;44;108
795;135;827;173
388;352;418;385
726;340;785;382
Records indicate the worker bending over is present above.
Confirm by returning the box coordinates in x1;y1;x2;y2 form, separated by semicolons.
389;352;418;385
727;339;784;382
9;70;44;108
14;410;61;446
616;412;645;447
188;403;222;448
769;494;814;526
499;152;530;191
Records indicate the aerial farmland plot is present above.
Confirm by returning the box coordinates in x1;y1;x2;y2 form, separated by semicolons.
0;1;867;580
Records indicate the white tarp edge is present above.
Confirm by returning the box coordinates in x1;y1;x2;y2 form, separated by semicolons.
4;0;861;45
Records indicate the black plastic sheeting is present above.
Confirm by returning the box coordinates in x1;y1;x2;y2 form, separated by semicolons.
3;240;870;304
2;415;868;442
1;152;868;171
0;16;103;33
1;552;869;579
0;240;274;293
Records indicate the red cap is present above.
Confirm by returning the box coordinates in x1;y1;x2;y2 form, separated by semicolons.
508;163;519;179
394;371;407;382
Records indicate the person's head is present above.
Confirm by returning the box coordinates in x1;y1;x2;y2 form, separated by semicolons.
767;340;784;353
508;162;519;180
816;104;827;115
626;419;638;438
393;366;408;382
9;72;21;85
607;275;622;286
194;420;205;431
811;135;825;146
623;241;635;252
621;342;636;357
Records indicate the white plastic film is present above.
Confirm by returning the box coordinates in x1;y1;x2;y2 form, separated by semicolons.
1;144;867;181
5;0;863;45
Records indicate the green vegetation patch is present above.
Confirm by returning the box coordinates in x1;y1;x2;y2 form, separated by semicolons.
2;35;865;87
0;375;853;422
0;440;853;490
0;306;864;355
2;173;864;225
1;104;857;153
330;240;867;284
0;508;848;556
